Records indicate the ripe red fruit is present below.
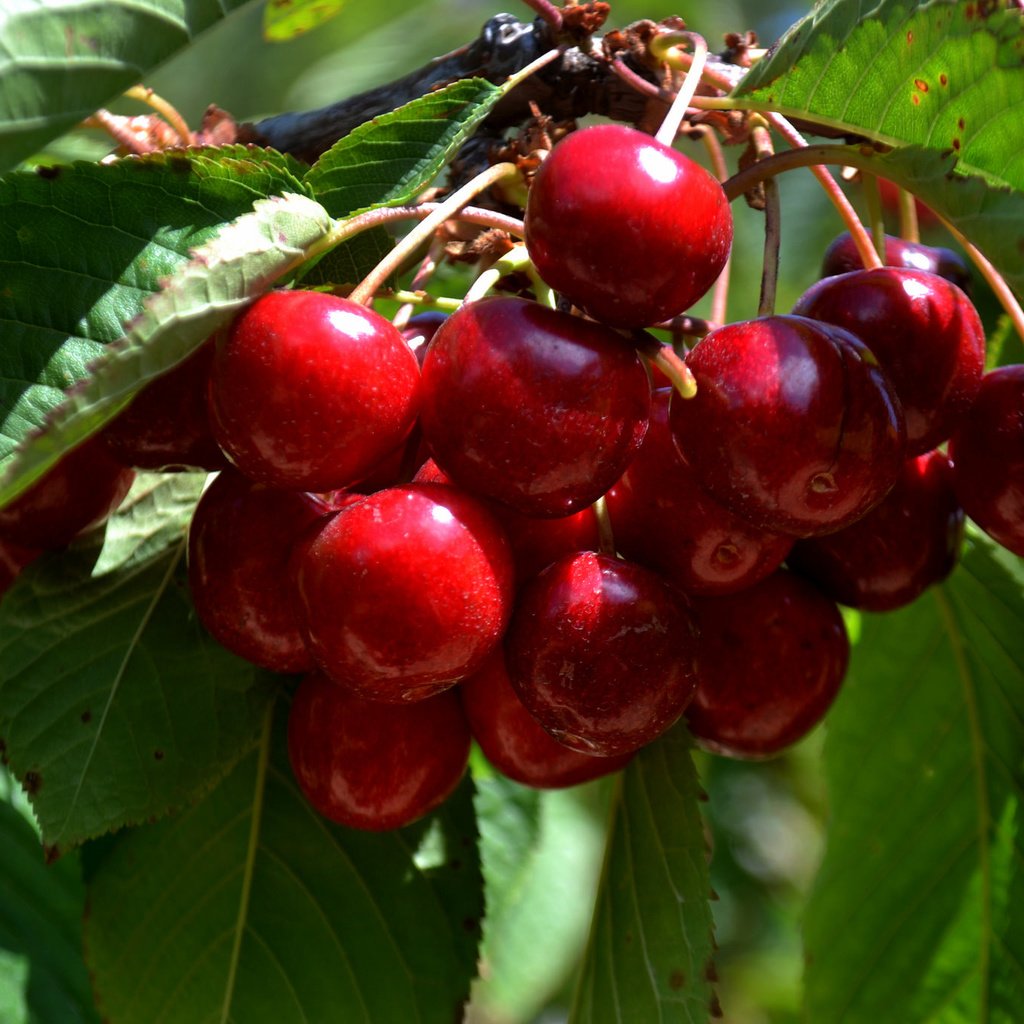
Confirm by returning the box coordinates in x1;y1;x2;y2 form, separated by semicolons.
948;364;1024;558
0;437;135;550
793;267;984;453
606;389;793;595
188;471;331;673
525;123;732;328
207;290;421;491
787;450;964;611
669;315;906;537
460;650;632;788
820;232;971;293
686;570;849;758
288;672;470;831
419;296;650;518
295;483;515;702
504;551;698;757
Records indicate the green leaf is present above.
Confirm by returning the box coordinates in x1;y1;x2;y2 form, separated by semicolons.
263;0;346;41
0;769;98;1024
0;473;275;853
569;726;716;1024
0;147;314;503
804;532;1024;1022
84;709;483;1024
304;78;504;218
0;0;255;171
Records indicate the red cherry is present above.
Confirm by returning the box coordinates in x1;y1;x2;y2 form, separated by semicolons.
686;570;849;759
821;232;971;293
0;437;135;550
948;364;1024;557
504;551;698;757
400;311;448;364
188;471;330;673
208;290;421;491
788;450;964;611
460;649;632;788
525;124;732;328
606;389;793;595
295;483;515;702
793;268;984;453
669;315;906;537
420;296;650;518
288;672;470;831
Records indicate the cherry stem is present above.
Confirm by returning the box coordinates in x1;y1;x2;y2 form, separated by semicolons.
592;495;617;558
461;244;533;306
392;237;445;329
499;45;563;96
698;127;732;326
519;0;562;30
749;119;781;318
653;314;717;340
861;172;888;265
633;332;697;399
347;164;521;305
610;56;672;103
123;85;193;146
650;31;710;147
390;289;463;311
897;184;920;244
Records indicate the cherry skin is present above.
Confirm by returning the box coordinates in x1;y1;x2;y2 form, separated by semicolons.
460;649;633;789
948;364;1024;557
188;471;331;673
669;315;906;537
525;123;732;328
605;389;793;595
787;449;964;611
419;296;650;518
288;671;470;831
295;483;515;702
0;437;135;550
208;290;421;491
821;232;971;293
504;551;698;757
686;570;849;758
400;310;448;364
793;267;984;454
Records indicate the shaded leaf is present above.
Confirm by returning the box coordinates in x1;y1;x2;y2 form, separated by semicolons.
804;532;1024;1022
0;473;274;852
263;0;346;41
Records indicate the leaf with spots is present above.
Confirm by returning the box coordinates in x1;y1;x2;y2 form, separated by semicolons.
263;0;347;41
84;710;483;1024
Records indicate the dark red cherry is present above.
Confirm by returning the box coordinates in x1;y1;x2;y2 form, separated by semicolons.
288;672;470;831
419;296;650;518
460;649;632;789
504;551;698;757
400;311;448;363
686;570;849;758
102;341;227;471
188;471;330;673
208;290;421;491
821;232;971;293
525;123;732;328
606;389;793;595
669;316;906;537
948;364;1024;557
295;483;515;702
793;267;984;453
0;437;135;550
788;450;963;611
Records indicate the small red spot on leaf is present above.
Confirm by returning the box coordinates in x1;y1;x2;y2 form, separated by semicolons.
669;970;686;990
958;117;966;130
915;79;929;92
912;94;921;106
939;73;949;87
906;30;914;44
953;138;961;150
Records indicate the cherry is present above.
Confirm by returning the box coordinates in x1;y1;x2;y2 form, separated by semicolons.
0;537;41;599
188;471;331;673
295;483;515;702
669;315;906;537
948;364;1024;558
419;296;650;518
288;671;470;831
207;290;421;491
821;232;971;293
460;649;632;789
793;267;984;453
686;570;849;759
102;340;227;471
525;123;732;328
606;389;793;595
787;450;963;611
504;551;698;757
0;436;135;550
400;311;448;363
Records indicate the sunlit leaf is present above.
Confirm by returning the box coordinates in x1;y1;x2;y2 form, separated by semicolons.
263;0;346;41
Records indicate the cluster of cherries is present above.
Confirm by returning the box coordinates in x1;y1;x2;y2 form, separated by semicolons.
2;123;1022;833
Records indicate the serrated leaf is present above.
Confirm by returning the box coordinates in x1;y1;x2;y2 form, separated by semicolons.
304;78;503;217
0;770;98;1024
263;0;346;41
804;533;1024;1022
84;709;483;1024
0;0;255;172
569;726;716;1024
0;473;275;853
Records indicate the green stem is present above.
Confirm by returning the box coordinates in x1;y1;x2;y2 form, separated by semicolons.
651;31;710;147
861;172;888;265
